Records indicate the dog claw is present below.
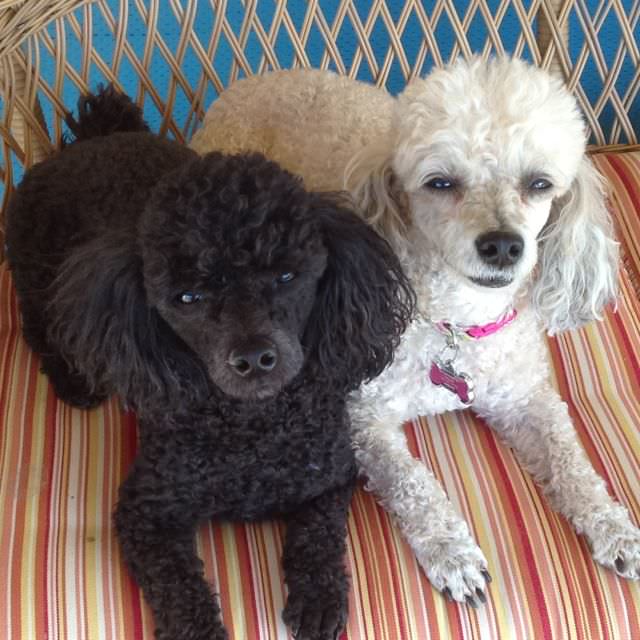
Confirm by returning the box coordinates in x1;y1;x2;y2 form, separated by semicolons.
482;570;492;583
615;556;626;573
442;587;453;602
475;587;487;604
465;595;479;609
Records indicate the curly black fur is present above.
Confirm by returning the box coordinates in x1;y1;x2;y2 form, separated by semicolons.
6;87;415;640
64;83;150;143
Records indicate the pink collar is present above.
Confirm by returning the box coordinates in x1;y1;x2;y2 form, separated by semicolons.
434;308;518;340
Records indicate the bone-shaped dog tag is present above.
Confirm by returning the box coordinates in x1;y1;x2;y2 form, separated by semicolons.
429;357;475;406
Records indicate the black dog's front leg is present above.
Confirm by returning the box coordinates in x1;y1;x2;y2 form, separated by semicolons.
282;480;355;640
114;469;226;640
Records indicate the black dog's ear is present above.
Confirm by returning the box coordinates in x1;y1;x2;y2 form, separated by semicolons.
48;233;207;409
304;195;415;390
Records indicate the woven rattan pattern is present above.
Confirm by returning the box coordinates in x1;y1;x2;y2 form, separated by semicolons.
1;0;640;254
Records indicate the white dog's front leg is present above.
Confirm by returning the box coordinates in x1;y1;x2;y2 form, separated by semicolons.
352;418;490;605
478;388;640;579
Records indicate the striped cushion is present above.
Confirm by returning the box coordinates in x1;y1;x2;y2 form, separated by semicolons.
1;151;639;639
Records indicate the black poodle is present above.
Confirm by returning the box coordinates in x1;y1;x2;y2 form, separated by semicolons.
6;88;415;640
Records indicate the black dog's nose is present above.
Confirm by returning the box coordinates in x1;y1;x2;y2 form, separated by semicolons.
228;339;278;377
475;231;524;268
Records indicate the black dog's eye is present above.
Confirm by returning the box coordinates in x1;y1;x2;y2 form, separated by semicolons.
529;178;553;191
178;292;202;305
276;272;296;284
425;177;455;190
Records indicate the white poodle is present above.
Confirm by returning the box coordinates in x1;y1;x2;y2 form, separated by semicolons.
191;57;640;606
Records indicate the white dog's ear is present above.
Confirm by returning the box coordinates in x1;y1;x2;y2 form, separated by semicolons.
344;139;408;246
533;157;619;335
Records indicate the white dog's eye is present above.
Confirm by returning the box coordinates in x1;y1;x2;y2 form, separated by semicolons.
178;292;202;304
424;177;455;190
529;178;553;191
276;272;296;284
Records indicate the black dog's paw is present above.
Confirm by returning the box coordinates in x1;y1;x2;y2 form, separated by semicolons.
283;588;348;640
49;374;106;409
40;356;106;409
155;621;228;640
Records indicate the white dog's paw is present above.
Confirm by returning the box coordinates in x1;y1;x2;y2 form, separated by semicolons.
588;514;640;580
416;535;491;607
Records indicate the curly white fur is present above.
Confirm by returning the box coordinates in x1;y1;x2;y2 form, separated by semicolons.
191;57;639;605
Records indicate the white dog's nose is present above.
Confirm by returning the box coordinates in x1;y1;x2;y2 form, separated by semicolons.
475;231;524;268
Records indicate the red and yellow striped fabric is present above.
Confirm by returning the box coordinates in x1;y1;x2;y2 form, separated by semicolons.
1;151;639;640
